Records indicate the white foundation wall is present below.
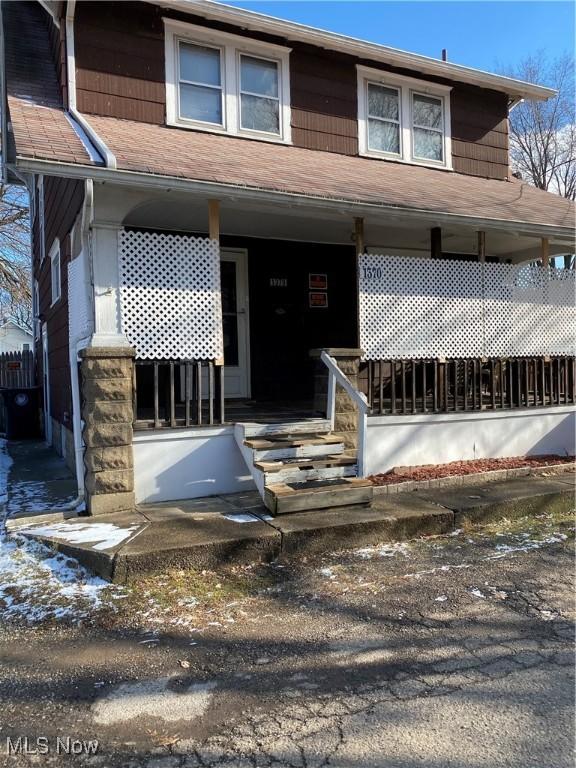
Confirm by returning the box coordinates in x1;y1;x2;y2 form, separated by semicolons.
133;426;255;504
366;406;576;475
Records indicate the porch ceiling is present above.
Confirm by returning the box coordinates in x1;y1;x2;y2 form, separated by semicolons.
118;190;565;263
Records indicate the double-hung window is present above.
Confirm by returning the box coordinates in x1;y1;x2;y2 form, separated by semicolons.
358;66;452;169
179;42;223;126
366;83;401;156
239;54;280;135
165;20;291;143
412;92;444;162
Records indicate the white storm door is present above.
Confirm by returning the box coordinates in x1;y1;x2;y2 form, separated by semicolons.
220;249;250;399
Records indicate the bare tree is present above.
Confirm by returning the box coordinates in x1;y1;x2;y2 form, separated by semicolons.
506;53;575;199
0;183;31;330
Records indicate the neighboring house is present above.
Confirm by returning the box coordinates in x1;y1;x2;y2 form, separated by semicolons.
1;1;574;516
0;320;33;354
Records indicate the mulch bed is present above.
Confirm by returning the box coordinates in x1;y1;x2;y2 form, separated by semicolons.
370;455;575;485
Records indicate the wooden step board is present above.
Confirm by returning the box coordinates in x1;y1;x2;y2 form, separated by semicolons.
241;419;332;438
246;434;345;462
255;455;356;473
265;478;373;515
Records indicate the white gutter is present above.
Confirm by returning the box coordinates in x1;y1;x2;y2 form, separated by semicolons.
65;0;116;169
151;0;556;102
11;156;576;243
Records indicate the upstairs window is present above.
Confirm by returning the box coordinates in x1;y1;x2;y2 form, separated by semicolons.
179;42;223;126
239;55;280;134
358;66;452;169
165;20;291;143
367;83;401;156
412;93;444;162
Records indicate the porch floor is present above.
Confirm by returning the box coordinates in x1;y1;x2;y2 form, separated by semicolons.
134;399;322;429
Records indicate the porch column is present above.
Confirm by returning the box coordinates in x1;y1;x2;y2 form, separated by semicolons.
91;223;131;348
80;346;136;516
311;348;364;449
541;237;550;268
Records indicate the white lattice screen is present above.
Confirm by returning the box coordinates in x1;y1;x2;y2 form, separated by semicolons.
359;254;576;360
118;230;223;360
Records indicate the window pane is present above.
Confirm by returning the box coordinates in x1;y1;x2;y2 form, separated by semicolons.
367;84;399;121
413;94;442;129
414;127;443;161
240;93;280;133
368;118;400;154
179;43;221;86
240;56;278;97
180;83;222;124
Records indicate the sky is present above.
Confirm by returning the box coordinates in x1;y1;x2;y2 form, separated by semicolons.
223;1;575;78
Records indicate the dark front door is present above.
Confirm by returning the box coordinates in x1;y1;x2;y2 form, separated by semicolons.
244;240;359;401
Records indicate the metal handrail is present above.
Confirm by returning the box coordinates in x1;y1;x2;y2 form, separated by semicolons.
320;351;369;477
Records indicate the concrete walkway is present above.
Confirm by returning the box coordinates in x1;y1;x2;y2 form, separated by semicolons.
3;441;78;522
6;437;573;581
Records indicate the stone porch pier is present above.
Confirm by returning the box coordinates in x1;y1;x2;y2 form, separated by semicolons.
80;347;136;515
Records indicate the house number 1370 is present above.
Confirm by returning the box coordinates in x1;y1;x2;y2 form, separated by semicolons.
362;266;382;280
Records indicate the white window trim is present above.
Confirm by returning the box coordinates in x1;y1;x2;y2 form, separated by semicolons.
49;238;61;307
33;279;40;340
164;19;292;144
37;175;45;263
357;65;452;170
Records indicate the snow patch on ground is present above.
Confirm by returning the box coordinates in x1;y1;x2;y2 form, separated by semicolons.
0;438;13;506
355;542;412;560
0;534;126;624
19;521;141;551
0;440;125;624
92;678;217;725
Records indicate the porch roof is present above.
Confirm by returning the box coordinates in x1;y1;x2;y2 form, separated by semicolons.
19;109;576;236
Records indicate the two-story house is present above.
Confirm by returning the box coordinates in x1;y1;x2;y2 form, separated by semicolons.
1;1;574;517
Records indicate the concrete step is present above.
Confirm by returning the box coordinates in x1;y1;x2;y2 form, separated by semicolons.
240;419;332;438
265;478;374;515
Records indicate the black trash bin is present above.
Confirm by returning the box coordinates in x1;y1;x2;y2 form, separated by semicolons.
1;387;40;439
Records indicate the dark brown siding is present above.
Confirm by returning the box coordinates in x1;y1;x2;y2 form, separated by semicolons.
33;176;84;426
75;1;165;123
290;46;359;155
451;87;509;179
73;0;509;179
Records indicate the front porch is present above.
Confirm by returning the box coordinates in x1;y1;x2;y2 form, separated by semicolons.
73;183;575;513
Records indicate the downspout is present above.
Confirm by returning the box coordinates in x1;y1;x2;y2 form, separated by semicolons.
68;178;95;508
65;0;116;169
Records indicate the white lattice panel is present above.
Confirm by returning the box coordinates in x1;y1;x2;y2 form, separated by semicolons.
483;262;576;357
68;254;91;346
119;230;223;360
359;254;484;359
360;254;576;359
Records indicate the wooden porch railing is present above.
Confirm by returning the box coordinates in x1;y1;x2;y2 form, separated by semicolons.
133;360;224;429
360;356;576;416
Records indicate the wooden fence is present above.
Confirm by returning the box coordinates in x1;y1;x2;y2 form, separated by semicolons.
0;350;35;388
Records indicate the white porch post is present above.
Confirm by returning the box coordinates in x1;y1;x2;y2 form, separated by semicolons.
91;223;130;348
